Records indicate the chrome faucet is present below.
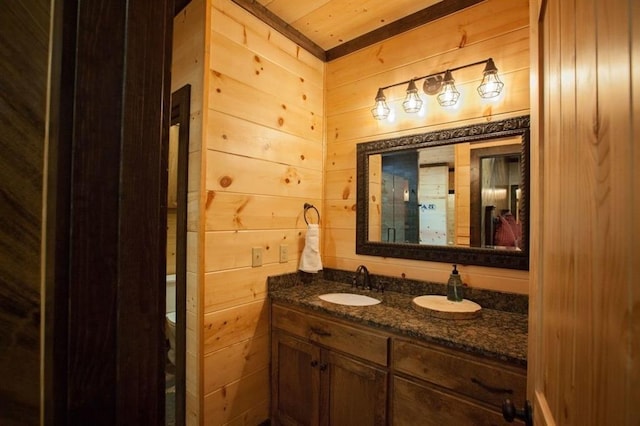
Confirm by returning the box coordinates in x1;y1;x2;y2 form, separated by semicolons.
352;264;372;290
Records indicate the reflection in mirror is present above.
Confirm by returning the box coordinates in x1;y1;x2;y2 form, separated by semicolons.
356;116;530;270
471;141;522;250
166;84;190;425
165;122;178;424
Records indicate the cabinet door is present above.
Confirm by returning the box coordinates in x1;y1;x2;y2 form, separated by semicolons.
392;376;508;426
321;350;387;426
272;330;321;426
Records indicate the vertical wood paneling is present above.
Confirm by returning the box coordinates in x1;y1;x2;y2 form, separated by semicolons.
632;1;640;417
40;0;173;423
530;0;639;424
0;1;49;424
325;0;530;293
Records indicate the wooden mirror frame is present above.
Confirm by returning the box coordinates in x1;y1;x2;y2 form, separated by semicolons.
355;115;530;270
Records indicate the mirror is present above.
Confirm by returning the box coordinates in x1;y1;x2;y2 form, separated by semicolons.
356;115;530;270
166;84;190;425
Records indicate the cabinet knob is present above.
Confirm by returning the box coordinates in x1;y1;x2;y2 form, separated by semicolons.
319;363;328;372
310;360;318;368
502;398;533;426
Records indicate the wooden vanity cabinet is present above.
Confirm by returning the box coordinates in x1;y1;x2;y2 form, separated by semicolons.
271;304;388;426
271;302;527;426
272;330;321;425
391;338;527;425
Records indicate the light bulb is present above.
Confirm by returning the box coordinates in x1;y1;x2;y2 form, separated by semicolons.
371;88;390;120
437;71;460;107
477;58;504;98
402;80;423;113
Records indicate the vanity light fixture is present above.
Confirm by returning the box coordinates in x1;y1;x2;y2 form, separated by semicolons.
477;58;504;98
402;80;423;113
371;58;504;120
371;88;391;120
437;70;460;107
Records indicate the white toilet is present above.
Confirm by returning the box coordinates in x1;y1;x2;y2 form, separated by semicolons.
166;274;177;365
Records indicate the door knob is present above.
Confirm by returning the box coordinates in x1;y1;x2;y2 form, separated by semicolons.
502;398;532;426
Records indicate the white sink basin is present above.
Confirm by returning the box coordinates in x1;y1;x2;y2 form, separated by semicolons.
318;293;381;306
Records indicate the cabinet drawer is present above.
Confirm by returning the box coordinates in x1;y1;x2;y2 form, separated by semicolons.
272;304;389;366
392;376;509;426
393;339;526;408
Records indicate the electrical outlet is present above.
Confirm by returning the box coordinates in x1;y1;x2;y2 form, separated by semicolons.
252;247;262;267
279;244;288;263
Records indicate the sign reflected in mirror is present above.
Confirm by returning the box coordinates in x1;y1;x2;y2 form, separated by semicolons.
357;116;530;270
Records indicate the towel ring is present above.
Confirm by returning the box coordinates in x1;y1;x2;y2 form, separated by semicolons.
303;203;320;225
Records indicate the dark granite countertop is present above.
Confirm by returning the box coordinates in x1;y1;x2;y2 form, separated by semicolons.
268;273;528;367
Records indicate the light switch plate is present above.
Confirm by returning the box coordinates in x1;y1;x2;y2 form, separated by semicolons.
279;244;288;263
252;247;262;267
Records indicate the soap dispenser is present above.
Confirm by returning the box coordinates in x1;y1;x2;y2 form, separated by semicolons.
446;264;464;302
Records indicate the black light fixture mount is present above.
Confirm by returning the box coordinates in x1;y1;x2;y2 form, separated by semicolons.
371;58;504;120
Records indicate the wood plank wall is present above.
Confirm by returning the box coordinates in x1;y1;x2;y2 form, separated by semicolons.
325;0;530;293
173;1;207;422
0;1;49;424
203;0;325;423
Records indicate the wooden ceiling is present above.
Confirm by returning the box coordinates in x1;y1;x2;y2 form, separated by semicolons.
231;0;483;61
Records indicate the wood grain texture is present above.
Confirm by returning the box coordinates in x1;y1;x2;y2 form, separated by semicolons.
203;300;270;354
203;367;270;425
529;0;639;424
0;1;48;423
204;333;270;394
272;304;389;366
173;1;207;422
394;339;526;409
252;0;483;60
204;6;324;421
39;0;173;423
270;330;321;425
392;376;508;426
324;0;530;293
204;263;294;312
326;0;529;89
211;2;324;78
271;304;388;426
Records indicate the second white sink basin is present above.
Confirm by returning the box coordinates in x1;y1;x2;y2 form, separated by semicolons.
412;295;482;319
318;293;381;306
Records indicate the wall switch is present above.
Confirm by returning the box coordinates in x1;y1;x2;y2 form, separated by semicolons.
279;244;288;263
252;247;263;267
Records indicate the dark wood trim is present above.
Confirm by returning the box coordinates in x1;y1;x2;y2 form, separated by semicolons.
117;0;173;422
175;0;191;16
43;0;77;423
1;0;49;423
230;0;326;61
44;0;173;423
230;0;484;62
171;84;191;426
326;0;484;61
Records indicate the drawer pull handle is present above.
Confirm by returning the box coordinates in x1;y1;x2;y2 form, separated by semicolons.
471;377;513;395
310;326;332;337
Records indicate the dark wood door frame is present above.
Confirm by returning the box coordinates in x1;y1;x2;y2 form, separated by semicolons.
44;0;174;424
